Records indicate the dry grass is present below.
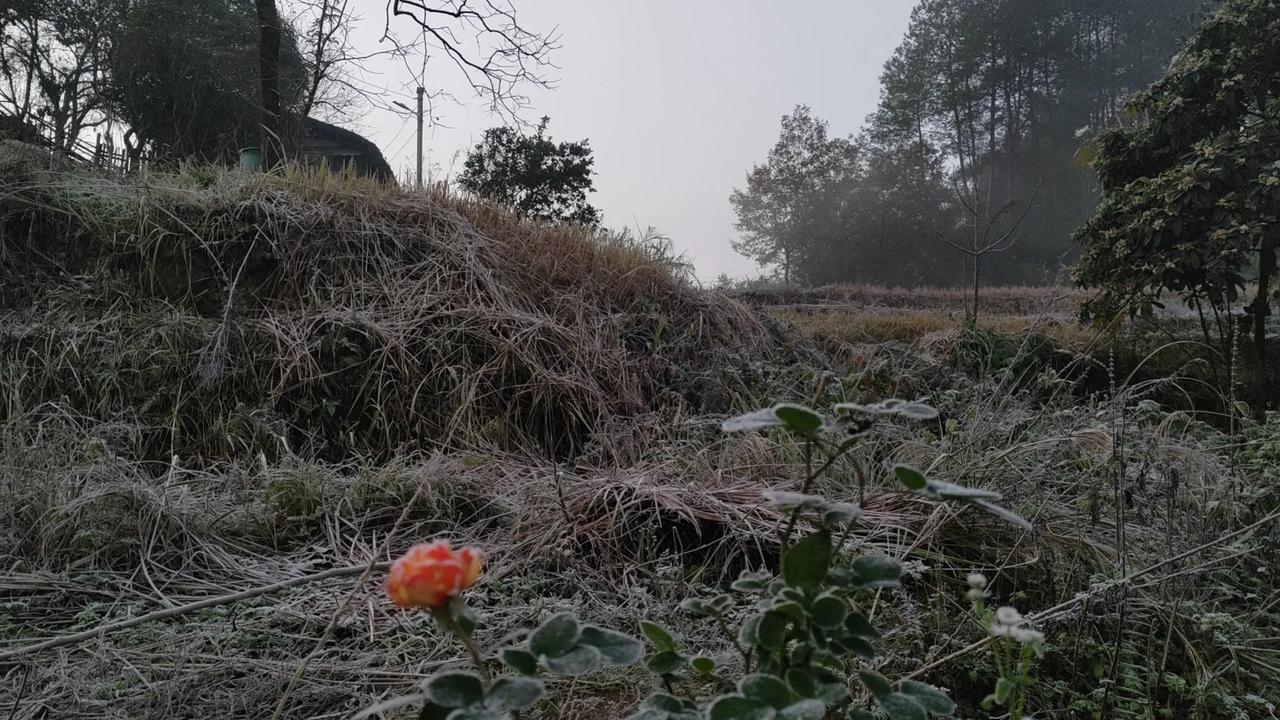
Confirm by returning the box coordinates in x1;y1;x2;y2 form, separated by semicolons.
734;282;1083;315
0;149;807;462
0;149;1276;719
777;307;1103;352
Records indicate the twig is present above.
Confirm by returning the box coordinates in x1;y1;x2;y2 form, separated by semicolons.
0;563;391;663
268;461;434;720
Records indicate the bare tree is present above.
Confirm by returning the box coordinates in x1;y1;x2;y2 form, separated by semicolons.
936;179;1042;323
384;0;559;123
286;0;414;120
0;0;119;153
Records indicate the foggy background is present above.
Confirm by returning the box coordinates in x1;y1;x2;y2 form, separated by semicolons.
347;1;915;281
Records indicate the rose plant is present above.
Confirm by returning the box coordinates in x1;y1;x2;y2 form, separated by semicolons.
364;399;1035;720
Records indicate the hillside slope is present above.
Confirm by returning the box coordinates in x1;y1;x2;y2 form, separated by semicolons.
0;148;1275;720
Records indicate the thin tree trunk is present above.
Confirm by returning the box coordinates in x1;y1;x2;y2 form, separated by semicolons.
1255;235;1275;410
256;0;283;169
972;253;981;324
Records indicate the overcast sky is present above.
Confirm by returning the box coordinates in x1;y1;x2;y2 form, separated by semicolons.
347;1;916;281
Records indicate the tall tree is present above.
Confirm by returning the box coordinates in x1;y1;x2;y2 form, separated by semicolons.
458;116;600;226
255;0;283;168
0;0;121;152
1076;0;1280;404
111;0;307;161
870;0;1212;285
730;106;861;284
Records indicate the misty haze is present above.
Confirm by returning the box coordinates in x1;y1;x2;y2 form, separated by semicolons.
1;2;1277;719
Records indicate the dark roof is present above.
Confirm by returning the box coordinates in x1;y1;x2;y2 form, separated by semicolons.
303;118;395;183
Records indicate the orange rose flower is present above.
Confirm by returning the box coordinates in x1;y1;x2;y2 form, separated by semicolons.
386;540;484;609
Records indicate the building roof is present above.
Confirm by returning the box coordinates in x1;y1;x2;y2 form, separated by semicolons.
303;118;395;183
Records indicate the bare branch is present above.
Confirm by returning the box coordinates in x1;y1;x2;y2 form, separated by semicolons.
384;0;559;123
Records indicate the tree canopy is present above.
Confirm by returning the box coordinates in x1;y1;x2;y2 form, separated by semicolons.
1076;0;1280;364
731;0;1213;287
110;0;307;161
729;106;861;285
458;116;600;226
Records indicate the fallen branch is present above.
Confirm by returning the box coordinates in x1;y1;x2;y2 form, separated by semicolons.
0;562;391;663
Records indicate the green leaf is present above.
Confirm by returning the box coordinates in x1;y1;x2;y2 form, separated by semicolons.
640;621;677;652
773;404;824;435
739;673;794;709
851;555;901;588
857;670;893;700
640;693;687;712
708;695;777;720
899;680;955;715
836;399;937;421
732;568;773;592
971;499;1033;530
835;634;875;660
770;600;806;623
578;625;644;665
451;598;478;637
924;480;1001;501
542;644;603;675
444;709;501;720
878;693;927;720
811;594;848;628
416;702;451;720
633;693;700;719
529;613;581;658
500;647;539;675
679;598;713;616
844;613;882;639
739;614;762;646
822;502;862;525
756;611;789;650
445;708;501;720
816;678;850;705
779;699;826;720
646;650;687;675
484;677;544;712
785;668;817;698
622;710;671;720
994;677;1015;704
783;529;832;589
723;405;824;436
765;492;831;515
893;465;928;491
690;655;717;674
422;672;485;708
897;402;939;421
709;593;736;613
723;408;786;433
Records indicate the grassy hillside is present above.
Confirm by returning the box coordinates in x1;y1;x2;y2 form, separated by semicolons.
0;147;1276;719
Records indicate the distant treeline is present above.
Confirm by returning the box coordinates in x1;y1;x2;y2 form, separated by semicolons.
732;0;1214;287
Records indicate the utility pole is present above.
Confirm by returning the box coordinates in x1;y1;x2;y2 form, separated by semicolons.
394;86;426;189
415;86;424;189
